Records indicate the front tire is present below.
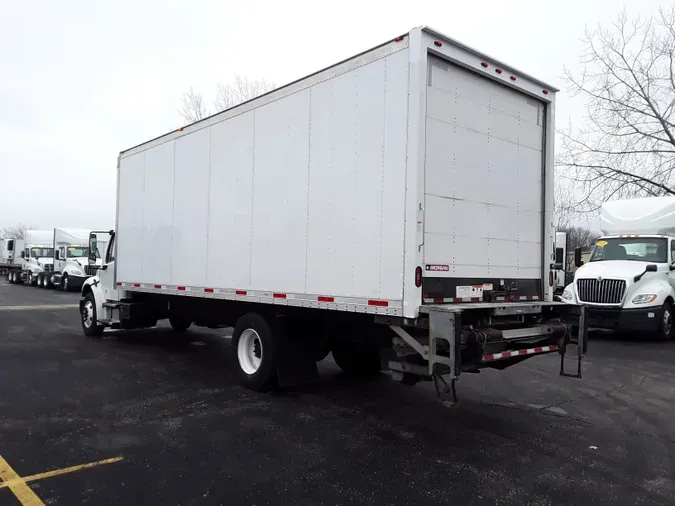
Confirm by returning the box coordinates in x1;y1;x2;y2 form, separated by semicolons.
62;274;70;292
7;272;14;284
231;313;278;391
81;292;104;337
656;302;674;341
44;274;52;289
37;273;44;288
29;272;38;286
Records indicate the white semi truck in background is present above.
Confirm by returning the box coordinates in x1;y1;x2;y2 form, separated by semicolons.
81;26;588;400
7;230;54;285
562;196;675;340
7;228;106;289
39;228;97;291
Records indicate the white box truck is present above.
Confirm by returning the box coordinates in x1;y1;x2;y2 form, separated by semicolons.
9;230;54;285
562;196;675;340
81;26;587;400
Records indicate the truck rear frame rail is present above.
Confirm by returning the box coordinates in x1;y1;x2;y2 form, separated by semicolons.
385;302;588;404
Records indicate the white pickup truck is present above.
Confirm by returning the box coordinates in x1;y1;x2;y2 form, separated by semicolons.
562;196;675;339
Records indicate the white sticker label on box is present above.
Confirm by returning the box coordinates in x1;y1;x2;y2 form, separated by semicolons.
456;285;484;299
482;283;494;291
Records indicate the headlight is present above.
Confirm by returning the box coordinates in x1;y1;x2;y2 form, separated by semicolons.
562;289;573;300
632;294;657;304
33;267;42;273
69;268;83;276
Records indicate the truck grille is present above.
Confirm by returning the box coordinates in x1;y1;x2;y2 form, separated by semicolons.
576;278;626;304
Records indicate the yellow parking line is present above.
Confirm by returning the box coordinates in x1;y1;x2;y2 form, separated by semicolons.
0;455;45;506
0;455;123;505
0;457;123;489
0;304;78;311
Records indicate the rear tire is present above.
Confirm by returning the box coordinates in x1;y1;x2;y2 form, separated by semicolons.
231;313;278;391
331;341;381;377
169;317;191;332
81;292;104;337
656;302;674;341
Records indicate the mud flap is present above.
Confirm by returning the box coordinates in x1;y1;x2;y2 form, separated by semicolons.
276;336;320;388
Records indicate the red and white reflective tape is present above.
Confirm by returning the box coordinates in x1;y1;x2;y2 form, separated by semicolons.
113;282;396;313
483;345;558;362
423;295;540;304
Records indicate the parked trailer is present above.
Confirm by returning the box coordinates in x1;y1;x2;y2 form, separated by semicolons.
1;239;17;277
82;26;587;401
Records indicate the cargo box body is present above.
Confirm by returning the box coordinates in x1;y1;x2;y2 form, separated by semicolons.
115;26;556;319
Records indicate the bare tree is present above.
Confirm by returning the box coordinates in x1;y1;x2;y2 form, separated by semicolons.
558;7;675;213
560;225;601;252
554;179;578;230
558;225;601;276
178;75;276;124
0;223;33;240
178;87;209;124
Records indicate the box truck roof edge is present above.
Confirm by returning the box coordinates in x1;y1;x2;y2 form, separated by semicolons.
119;25;558;159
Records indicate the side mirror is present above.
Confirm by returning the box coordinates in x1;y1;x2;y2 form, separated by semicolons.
55;251;60;260
574;247;583;267
20;251;25;259
646;264;658;272
551;263;563;270
7;240;13;252
88;234;97;265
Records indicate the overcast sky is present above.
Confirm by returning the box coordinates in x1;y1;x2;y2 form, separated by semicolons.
0;0;666;231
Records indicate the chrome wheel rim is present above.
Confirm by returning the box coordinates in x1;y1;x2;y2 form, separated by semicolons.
663;309;672;335
237;329;263;375
82;301;94;328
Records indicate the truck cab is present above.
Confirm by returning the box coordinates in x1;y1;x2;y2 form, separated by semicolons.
562;197;675;339
20;240;54;286
46;228;103;291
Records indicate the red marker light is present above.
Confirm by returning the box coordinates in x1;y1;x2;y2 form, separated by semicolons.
495;68;503;74
543;89;549;95
415;266;422;287
433;40;443;47
510;76;517;81
394;36;404;42
481;62;488;68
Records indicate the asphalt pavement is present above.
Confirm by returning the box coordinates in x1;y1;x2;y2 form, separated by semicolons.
0;281;674;505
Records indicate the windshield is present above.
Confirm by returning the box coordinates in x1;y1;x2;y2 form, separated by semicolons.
590;237;668;263
31;248;54;258
67;247;89;258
